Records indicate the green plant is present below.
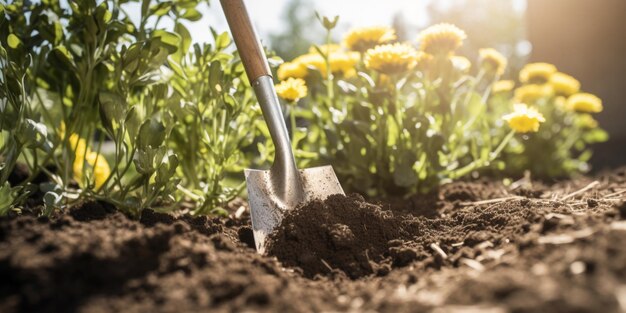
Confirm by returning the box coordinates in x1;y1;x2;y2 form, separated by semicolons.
167;31;261;215
0;2;58;213
489;64;608;177
0;0;262;216
274;19;519;196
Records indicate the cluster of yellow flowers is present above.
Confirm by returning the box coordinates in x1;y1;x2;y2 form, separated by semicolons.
273;22;601;138
275;23;473;102
69;134;111;189
495;62;603;133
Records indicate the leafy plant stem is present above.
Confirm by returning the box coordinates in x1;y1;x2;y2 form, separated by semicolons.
449;129;515;179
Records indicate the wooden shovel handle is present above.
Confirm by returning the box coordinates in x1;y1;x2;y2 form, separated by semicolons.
220;0;271;82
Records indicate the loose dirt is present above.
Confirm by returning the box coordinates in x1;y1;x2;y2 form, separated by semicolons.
1;169;626;312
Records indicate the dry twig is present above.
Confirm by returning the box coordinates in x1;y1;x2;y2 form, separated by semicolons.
560;181;600;201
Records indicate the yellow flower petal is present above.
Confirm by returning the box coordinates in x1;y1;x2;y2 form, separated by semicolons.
275;78;308;102
329;51;360;77
514;84;553;103
503;103;546;133
343;26;397;52
69;133;110;189
479;48;507;76
519;62;557;84
417;23;466;55
308;43;342;55
492;80;515;93
364;43;417;75
277;61;308;80
293;53;327;77
566;93;603;113
549;72;580;97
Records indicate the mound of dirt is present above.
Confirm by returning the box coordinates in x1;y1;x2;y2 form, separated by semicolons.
267;192;543;279
266;194;410;278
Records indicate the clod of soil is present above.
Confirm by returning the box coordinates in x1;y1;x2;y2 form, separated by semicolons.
267;190;542;279
266;194;409;278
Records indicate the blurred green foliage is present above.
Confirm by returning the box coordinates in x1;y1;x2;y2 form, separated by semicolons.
0;0;264;216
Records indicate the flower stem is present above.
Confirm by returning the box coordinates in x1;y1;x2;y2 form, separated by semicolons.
449;129;515;179
490;129;515;160
289;104;297;151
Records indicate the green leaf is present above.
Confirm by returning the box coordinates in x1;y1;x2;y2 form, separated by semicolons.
209;60;223;93
156;154;179;184
386;115;399;147
21;119;48;148
151;1;173;16
43;191;62;216
51;45;76;69
124;107;140;144
53;22;63;45
0;182;15;215
215;32;231;50
181;8;202;21
99;91;125;128
137;118;166;149
7;34;20;49
134;149;155;174
154;30;180;53
174;23;191;54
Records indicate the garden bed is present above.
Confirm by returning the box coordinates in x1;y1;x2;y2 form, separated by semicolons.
1;169;626;313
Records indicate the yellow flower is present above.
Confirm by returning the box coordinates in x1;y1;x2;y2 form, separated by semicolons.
69;134;111;189
69;133;87;161
308;43;342;55
576;114;598;129
364;43;417;75
329;51;360;77
450;55;471;73
275;78;308;102
514;84;552;103
86;152;111;189
492;80;515;93
418;23;466;55
343;26;397;52
479;48;507;76
503;103;546;133
277;61;308;80
549;72;580;96
567;93;603;113
519;62;557;84
293;53;327;77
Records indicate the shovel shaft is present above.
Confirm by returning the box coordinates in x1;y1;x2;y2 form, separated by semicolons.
220;0;271;81
221;0;303;207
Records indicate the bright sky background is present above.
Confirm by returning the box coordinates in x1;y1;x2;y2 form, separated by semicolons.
124;0;526;45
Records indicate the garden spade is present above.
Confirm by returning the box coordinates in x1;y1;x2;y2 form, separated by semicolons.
221;0;345;253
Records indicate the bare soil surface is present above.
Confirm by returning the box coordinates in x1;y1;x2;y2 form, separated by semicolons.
1;169;626;313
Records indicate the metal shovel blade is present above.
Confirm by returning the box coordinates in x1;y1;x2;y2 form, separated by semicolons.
245;165;344;253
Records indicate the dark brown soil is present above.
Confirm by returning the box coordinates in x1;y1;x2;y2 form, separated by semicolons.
1;170;626;312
